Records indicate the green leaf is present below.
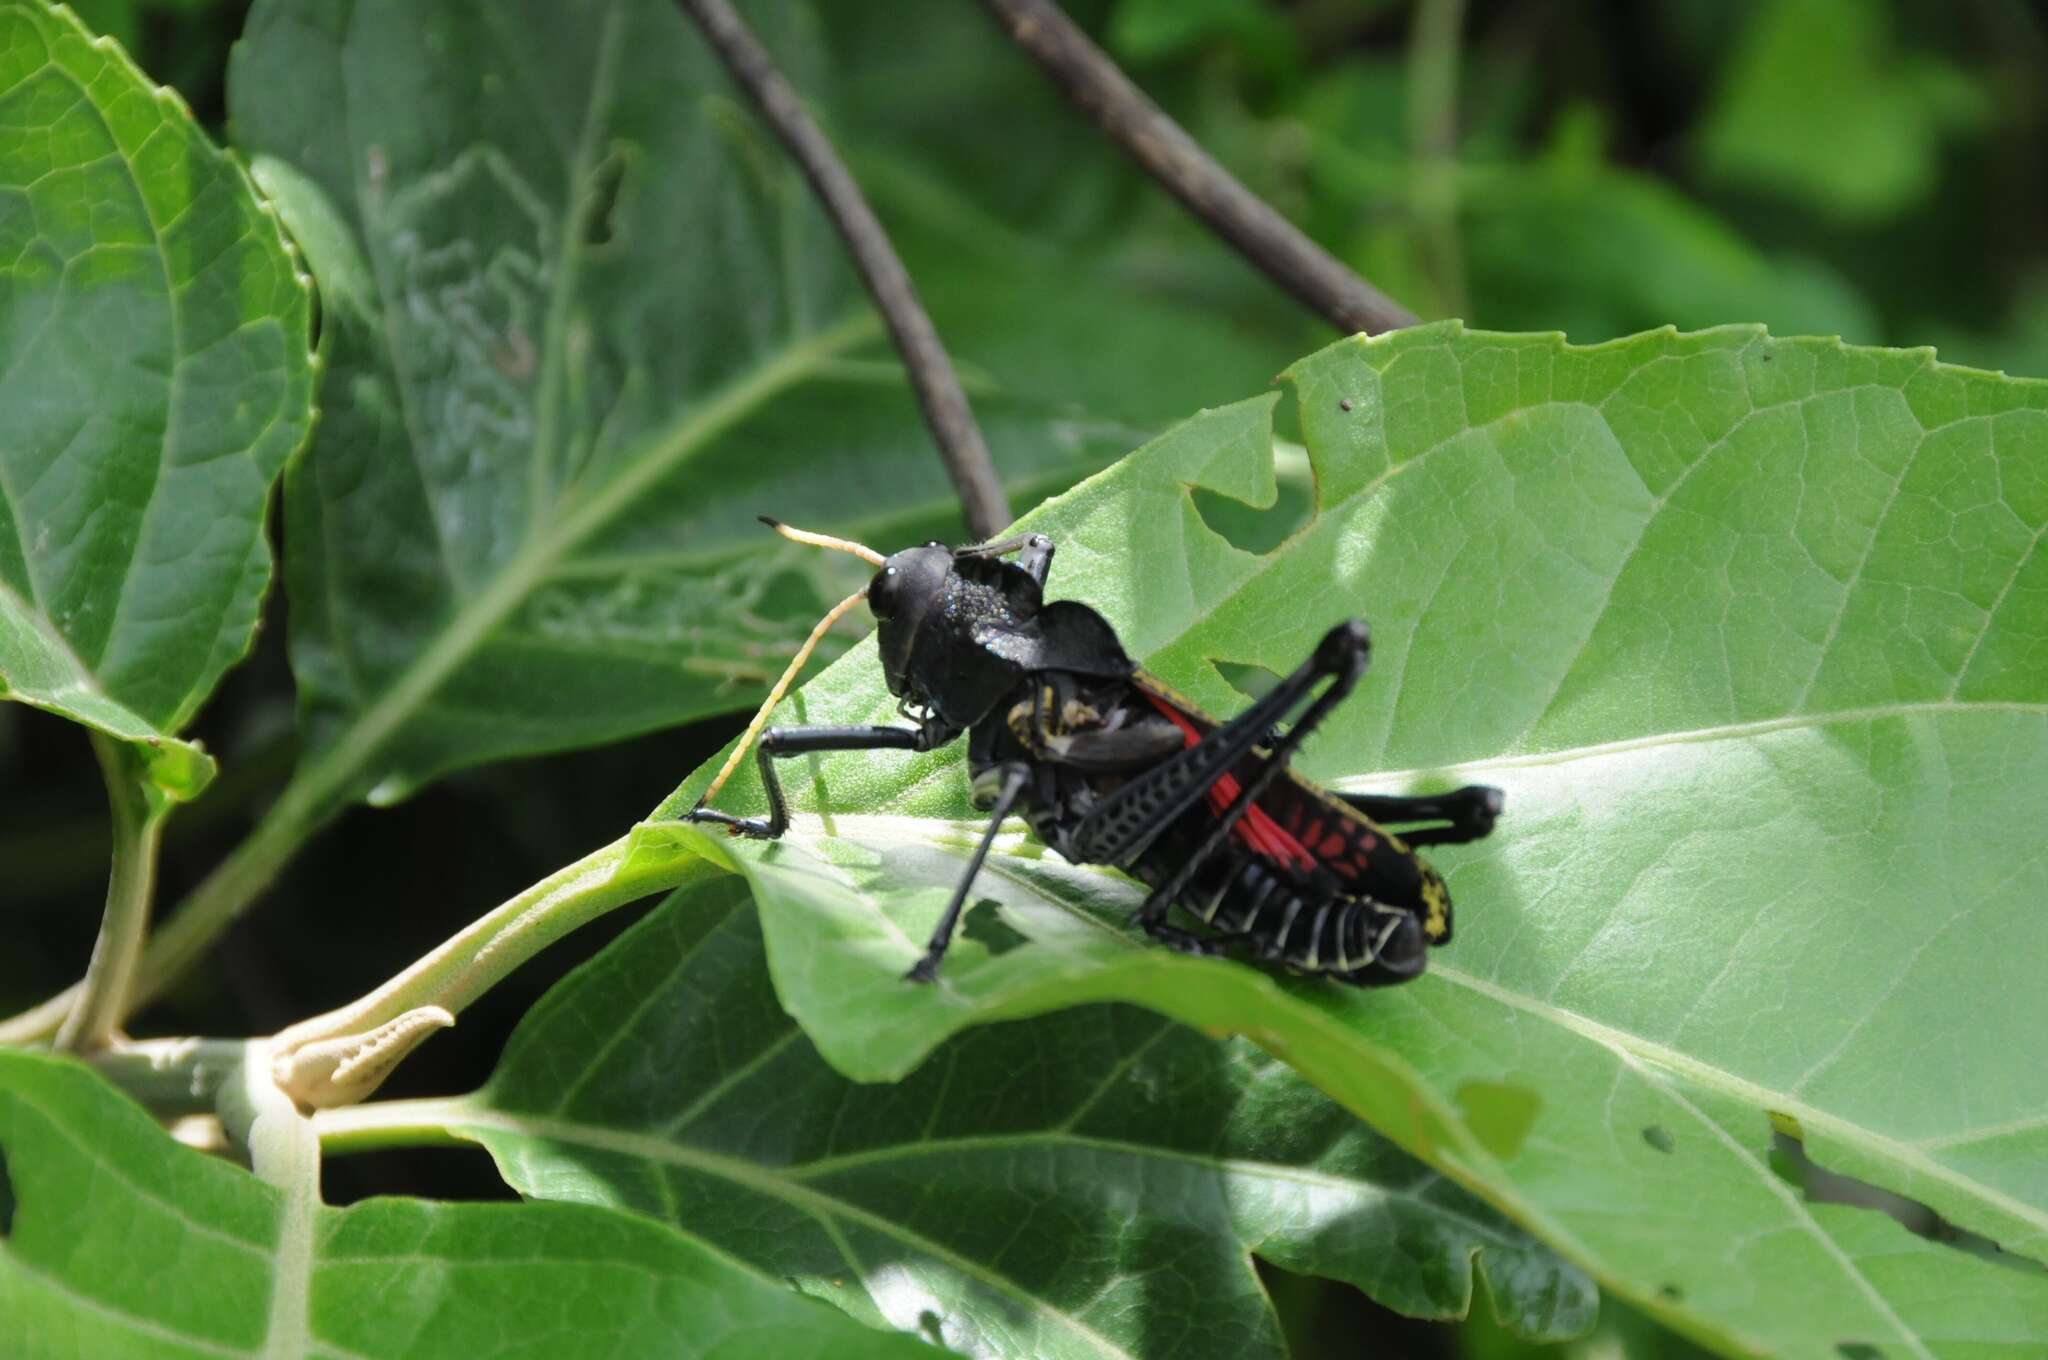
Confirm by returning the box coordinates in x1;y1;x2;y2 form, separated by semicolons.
0;2;314;799
395;880;1594;1357
75;0;1296;1024
221;0;1290;821
0;1051;936;1359
1694;0;1989;222
648;323;2048;1357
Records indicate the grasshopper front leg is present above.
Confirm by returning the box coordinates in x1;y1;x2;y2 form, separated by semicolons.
686;722;955;839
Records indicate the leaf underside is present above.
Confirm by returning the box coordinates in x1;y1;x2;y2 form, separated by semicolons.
225;0;1281;817
0;2;313;797
442;881;1595;1359
648;322;2048;1359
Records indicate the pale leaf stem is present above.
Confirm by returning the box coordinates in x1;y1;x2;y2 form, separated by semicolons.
53;733;173;1053
268;829;714;1108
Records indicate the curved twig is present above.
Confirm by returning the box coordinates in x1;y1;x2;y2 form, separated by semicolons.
981;0;1418;336
678;0;1011;538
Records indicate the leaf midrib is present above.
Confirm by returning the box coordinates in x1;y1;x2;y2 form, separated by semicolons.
1332;699;2048;788
1145;342;2000;778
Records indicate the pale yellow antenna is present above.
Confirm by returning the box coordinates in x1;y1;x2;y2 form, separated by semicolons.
758;515;885;566
696;517;885;810
696;586;868;809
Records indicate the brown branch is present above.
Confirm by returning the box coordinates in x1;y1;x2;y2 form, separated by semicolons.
678;0;1011;538
981;0;1419;337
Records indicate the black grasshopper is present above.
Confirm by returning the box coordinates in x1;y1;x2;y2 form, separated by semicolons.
687;520;1502;985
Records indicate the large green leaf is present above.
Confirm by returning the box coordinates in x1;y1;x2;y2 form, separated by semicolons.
0;1;313;799
222;0;1291;818
0;1051;936;1359
343;880;1593;1358
644;323;2048;1357
230;0;978;808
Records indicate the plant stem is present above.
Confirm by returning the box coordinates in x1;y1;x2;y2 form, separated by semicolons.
1407;0;1469;320
0;991;71;1046
678;0;1012;539
269;830;714;1107
980;0;1418;336
90;1037;247;1116
54;734;173;1053
313;1095;476;1154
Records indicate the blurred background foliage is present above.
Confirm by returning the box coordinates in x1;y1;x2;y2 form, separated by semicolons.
7;0;2044;1354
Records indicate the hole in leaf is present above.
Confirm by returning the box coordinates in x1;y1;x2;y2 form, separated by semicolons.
322;1143;517;1207
917;1311;946;1346
1642;1124;1676;1154
0;1144;13;1236
962;900;1027;957
1187;441;1313;555
1770;1123;2047;1277
1214;660;1285;703
1837;1345;1883;1360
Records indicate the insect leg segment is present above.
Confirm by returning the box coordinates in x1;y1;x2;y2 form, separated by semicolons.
958;531;1054;577
685;723;953;839
1014;533;1054;587
1130;625;1370;938
1338;784;1503;846
1069;620;1371;866
905;762;1033;983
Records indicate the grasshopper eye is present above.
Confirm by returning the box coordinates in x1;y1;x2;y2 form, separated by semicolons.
868;565;902;618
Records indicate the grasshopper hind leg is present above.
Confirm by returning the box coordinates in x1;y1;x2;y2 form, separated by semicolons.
1339;784;1503;846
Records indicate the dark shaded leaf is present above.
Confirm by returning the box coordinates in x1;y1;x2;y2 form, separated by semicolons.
0;1051;937;1359
424;880;1595;1358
